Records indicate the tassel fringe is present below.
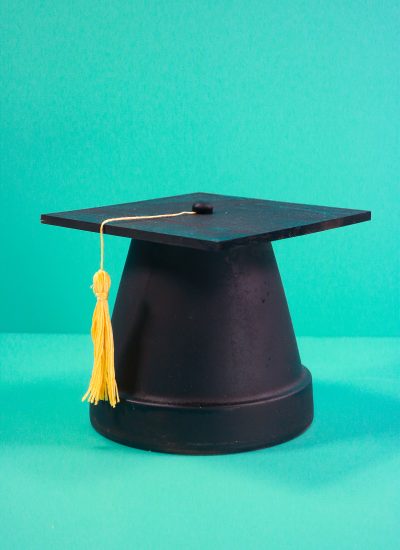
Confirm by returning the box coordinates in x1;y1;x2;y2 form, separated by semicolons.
82;269;119;407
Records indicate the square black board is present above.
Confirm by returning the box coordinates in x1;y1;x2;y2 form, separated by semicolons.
41;192;371;251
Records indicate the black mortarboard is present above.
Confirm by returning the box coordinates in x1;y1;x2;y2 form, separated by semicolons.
41;192;370;454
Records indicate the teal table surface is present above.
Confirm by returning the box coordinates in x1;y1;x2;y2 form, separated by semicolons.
1;334;399;550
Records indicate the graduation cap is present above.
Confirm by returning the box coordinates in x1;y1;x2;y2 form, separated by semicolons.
41;192;370;454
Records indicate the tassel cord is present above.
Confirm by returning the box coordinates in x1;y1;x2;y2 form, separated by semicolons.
99;211;195;271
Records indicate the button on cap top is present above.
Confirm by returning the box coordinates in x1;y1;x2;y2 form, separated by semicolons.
192;202;213;214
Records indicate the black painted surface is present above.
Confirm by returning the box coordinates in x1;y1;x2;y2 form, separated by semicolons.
41;193;370;452
91;376;313;455
90;240;314;453
41;192;370;251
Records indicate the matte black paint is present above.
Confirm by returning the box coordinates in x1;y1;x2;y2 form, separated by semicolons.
41;192;371;251
41;193;370;453
91;240;313;453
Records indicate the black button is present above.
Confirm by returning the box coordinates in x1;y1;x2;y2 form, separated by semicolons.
192;202;213;214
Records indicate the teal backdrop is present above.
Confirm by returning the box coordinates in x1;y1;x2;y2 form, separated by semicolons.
1;1;399;336
1;4;400;550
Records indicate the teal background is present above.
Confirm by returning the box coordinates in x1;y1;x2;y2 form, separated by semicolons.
1;1;399;335
1;3;400;549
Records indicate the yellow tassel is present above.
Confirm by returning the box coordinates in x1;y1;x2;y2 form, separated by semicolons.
82;210;196;408
82;269;119;407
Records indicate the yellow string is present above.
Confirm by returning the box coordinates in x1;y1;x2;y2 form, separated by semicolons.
82;210;196;407
99;211;195;271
